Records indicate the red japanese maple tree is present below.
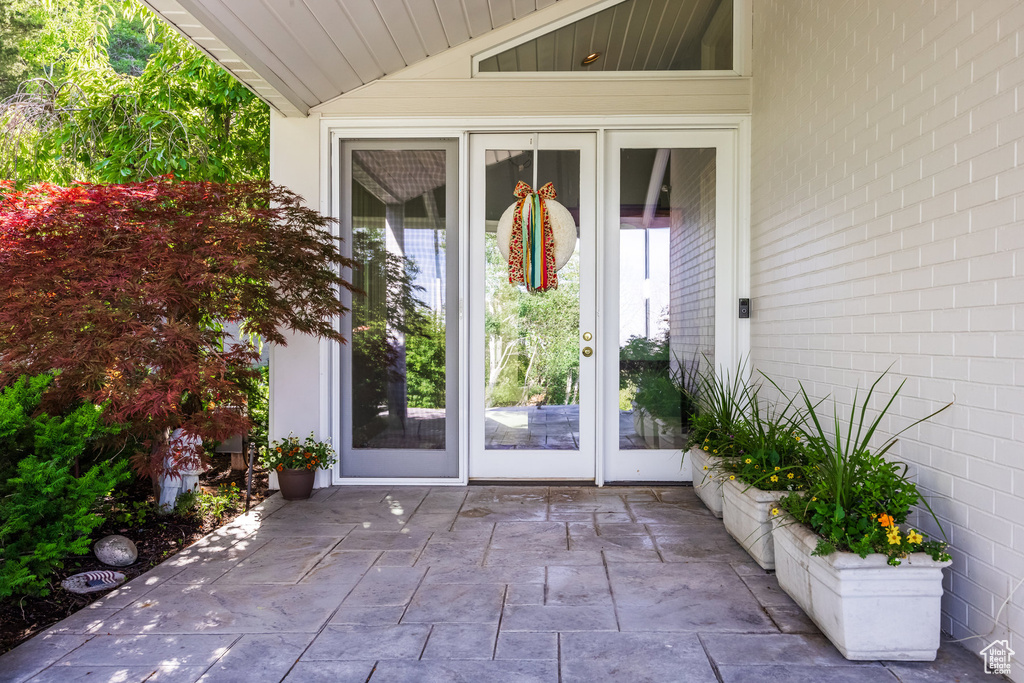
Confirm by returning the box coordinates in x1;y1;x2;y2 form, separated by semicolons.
0;177;354;476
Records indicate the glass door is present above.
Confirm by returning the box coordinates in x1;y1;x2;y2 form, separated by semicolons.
601;130;739;482
338;139;460;479
469;133;597;480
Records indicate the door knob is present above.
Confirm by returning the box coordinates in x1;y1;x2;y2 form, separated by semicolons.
582;347;593;357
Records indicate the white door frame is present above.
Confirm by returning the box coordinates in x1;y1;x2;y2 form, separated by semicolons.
320;116;750;487
335;138;461;480
467;132;597;480
601;129;743;482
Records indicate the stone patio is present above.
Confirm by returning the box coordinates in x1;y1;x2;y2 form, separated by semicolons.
0;485;995;682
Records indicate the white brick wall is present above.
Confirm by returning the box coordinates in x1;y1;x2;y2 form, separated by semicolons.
751;1;1024;678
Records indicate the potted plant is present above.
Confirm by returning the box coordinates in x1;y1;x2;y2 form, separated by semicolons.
721;383;809;569
771;371;952;661
621;335;688;449
631;367;694;449
687;358;750;517
260;433;337;500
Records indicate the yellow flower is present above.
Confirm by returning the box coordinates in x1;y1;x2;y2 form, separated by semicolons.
887;528;901;545
787;473;794;479
770;475;779;483
703;466;708;470
811;497;817;502
794;435;801;441
774;466;781;471
713;449;719;454
729;475;736;480
745;458;752;464
771;508;779;516
907;530;923;544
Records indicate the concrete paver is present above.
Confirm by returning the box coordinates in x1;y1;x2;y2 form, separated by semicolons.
420;623;499;660
0;485;994;683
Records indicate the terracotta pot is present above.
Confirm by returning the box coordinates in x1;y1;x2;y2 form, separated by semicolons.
277;467;315;500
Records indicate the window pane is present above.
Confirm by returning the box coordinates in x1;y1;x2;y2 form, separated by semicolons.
484;149;582;450
619;148;715;450
350;150;448;450
479;0;733;73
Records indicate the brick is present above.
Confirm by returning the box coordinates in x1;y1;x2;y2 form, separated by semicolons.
750;0;1024;659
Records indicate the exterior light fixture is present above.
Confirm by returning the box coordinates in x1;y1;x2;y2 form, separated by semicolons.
581;52;601;66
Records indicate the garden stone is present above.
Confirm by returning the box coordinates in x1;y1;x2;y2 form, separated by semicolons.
94;534;138;566
62;570;126;594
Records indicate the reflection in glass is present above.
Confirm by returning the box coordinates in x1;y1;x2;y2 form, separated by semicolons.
484;150;582;450
350;150;447;450
619;148;716;450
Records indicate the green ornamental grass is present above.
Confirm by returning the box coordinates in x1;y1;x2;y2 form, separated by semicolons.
778;369;952;566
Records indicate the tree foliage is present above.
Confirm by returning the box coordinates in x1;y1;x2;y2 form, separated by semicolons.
1;0;268;186
0;178;354;476
484;237;581;407
0;0;42;99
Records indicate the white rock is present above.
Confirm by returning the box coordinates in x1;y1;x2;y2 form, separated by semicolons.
94;534;138;566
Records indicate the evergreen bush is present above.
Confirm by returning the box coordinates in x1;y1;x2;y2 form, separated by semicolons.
0;375;129;598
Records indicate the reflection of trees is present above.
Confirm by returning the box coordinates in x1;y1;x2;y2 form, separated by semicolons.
351;228;439;445
484;236;580;407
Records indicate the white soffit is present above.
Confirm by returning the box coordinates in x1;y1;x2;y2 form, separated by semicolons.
477;0;730;72
140;0;565;117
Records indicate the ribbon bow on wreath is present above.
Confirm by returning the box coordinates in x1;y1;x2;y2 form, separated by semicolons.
508;181;558;292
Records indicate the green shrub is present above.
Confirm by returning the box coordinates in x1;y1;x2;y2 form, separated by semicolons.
174;483;241;523
0;375;129;598
406;315;446;409
686;357;751;455
725;381;810;491
241;364;269;453
633;372;688;423
0;374;51;483
779;369;951;565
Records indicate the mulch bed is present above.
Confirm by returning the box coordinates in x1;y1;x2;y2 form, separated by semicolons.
0;453;273;656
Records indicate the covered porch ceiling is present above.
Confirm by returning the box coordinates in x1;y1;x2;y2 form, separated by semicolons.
140;0;729;118
140;0;567;117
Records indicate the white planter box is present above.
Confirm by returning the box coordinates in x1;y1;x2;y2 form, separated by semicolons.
632;409;685;449
722;478;787;569
771;516;951;661
652;416;684;449
689;446;726;518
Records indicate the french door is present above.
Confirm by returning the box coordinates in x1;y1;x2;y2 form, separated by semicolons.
337;139;460;479
468;133;597;480
332;128;739;484
601;130;738;482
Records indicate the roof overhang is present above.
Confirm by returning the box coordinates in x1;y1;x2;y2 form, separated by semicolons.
139;0;568;117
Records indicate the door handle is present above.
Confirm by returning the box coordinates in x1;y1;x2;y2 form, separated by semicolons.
582;347;593;357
